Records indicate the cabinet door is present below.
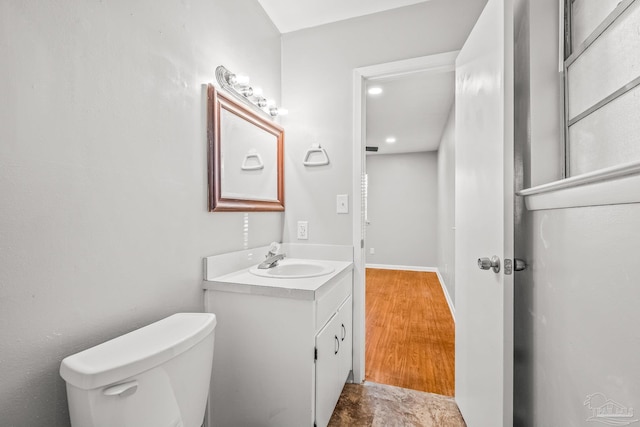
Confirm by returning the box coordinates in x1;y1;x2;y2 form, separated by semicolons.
315;314;342;427
337;295;353;382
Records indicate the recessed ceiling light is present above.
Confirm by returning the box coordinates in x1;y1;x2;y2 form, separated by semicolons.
385;137;396;144
368;86;383;95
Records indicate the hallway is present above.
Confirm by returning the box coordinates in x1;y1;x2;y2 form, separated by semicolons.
365;269;455;396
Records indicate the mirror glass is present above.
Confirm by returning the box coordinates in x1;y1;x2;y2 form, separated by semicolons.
220;108;278;201
207;85;284;211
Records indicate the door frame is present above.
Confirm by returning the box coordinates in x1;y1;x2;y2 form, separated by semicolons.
351;51;460;383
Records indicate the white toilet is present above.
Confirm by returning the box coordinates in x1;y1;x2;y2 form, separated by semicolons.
60;313;216;427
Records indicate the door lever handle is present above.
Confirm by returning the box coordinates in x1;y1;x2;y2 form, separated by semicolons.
478;256;501;273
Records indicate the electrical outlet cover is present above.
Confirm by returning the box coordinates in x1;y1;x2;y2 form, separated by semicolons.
297;221;308;240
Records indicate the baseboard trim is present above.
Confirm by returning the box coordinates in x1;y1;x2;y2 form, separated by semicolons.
365;263;438;272
435;269;456;323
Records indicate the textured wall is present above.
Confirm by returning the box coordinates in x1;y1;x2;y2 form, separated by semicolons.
0;1;282;425
365;152;438;267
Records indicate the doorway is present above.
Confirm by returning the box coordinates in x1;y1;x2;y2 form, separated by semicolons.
351;51;459;394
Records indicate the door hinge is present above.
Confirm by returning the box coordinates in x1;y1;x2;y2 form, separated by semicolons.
314;347;317;362
361;239;364;249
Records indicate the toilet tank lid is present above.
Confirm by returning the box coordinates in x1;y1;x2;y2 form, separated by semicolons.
60;313;216;390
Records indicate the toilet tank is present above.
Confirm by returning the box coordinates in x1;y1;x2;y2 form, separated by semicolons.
60;313;216;427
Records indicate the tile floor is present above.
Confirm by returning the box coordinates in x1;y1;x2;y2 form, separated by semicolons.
328;382;466;427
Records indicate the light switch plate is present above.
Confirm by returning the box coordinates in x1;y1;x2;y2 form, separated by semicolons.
336;194;349;214
297;221;308;240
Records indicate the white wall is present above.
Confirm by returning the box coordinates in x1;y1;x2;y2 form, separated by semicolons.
0;1;282;425
513;0;640;425
366;152;438;267
280;0;488;246
437;109;456;301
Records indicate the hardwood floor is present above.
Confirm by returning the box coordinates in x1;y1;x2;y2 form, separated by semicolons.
365;268;455;396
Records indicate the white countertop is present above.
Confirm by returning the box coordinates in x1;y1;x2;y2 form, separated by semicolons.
203;259;353;300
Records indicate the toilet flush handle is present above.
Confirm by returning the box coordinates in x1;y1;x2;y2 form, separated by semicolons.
103;380;138;398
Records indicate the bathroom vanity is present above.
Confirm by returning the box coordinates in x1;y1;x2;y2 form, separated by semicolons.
203;245;353;427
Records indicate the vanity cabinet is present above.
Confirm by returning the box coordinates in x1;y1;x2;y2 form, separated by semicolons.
203;263;353;427
315;295;352;427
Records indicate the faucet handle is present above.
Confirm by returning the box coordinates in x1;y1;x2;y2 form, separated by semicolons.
267;242;281;256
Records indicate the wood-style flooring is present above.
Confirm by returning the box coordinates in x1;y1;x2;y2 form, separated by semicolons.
365;269;455;396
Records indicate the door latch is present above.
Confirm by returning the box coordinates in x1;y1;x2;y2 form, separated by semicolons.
504;258;527;275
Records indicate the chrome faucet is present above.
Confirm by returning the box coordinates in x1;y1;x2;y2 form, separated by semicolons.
257;250;286;269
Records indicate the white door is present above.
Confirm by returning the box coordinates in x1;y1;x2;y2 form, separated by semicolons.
454;0;514;425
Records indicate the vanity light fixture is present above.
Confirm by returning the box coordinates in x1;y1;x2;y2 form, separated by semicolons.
215;65;287;119
220;68;250;86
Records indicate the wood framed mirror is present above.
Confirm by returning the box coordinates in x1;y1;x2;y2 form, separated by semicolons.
207;84;284;212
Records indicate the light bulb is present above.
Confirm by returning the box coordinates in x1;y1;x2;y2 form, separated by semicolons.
385;137;396;143
368;86;383;95
239;86;253;97
235;74;250;85
224;72;237;85
252;87;263;97
269;107;288;117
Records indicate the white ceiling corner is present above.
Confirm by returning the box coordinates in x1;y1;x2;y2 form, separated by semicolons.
257;0;430;33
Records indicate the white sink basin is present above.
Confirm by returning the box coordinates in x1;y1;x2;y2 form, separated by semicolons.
249;259;335;279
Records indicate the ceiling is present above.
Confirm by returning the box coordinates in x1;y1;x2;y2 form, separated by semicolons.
256;0;454;156
257;0;430;33
366;71;454;155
